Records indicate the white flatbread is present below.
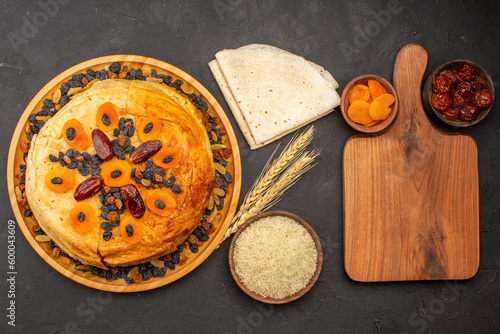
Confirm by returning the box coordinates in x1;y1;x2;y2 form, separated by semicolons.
209;44;340;149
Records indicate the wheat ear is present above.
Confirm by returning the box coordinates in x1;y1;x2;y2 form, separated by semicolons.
231;126;314;224
221;149;319;243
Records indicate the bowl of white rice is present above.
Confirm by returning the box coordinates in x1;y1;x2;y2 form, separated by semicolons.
229;211;323;304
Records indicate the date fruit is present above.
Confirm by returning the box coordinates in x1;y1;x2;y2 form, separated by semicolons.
92;129;114;161
442;107;459;121
130;140;162;164
475;89;493;110
74;175;104;201
431;92;452;111
459;103;478;121
121;184;145;218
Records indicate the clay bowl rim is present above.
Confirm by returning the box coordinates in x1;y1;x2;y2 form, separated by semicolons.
228;210;323;305
340;74;399;134
422;59;495;127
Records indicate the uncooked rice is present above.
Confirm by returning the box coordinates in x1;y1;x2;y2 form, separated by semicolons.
233;216;318;299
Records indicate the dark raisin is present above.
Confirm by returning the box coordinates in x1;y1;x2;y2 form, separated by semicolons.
189;243;199;253
143;122;154;134
128;126;135;137
109;62;121;74
162;155;173;164
77;161;84;170
150;165;159;174
100;212;108;219
166;176;175;187
135;69;143;79
135;177;143;183
49;154;58;162
126;224;134;237
91;154;103;165
130;168;137;178
218;159;227;166
29;113;37;122
82;152;92;161
217;197;224;211
102;231;112;241
91;166;101;175
172;184;181;193
118;117;125;130
124;145;135;154
145;160;153;169
66;127;76;141
199;234;209;242
66;161;77;169
101;113;111;126
60;96;70;107
122;127;129;137
65;148;74;158
166;262;175;270
51;177;63;184
113;128;120;137
87;69;96;77
83;161;92;168
60;85;70;96
43;99;55;108
27;132;33;141
98;194;105;204
79;168;90;177
110;187;121;194
224;173;233;183
155;199;166;209
78;212;85;222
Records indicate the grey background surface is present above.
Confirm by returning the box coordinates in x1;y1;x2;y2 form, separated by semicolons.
1;0;499;333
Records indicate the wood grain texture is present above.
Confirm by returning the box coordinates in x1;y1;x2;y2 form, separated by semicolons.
343;44;479;282
228;211;323;304
7;55;241;292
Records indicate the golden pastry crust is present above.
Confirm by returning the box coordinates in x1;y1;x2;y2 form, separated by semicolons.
26;79;214;268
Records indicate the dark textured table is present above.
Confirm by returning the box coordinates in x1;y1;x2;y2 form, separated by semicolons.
1;1;499;333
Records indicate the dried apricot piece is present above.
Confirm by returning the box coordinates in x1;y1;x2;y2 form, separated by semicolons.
146;189;177;216
365;120;381;127
348;84;371;104
347;100;373;125
152;147;182;169
369;93;395;121
368;80;388;100
96;102;119;132
69;204;96;233
138;116;162;143
63;119;90;150
45;168;76;193
120;216;144;244
100;158;132;187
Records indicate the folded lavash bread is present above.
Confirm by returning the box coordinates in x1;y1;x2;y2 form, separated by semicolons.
209;44;340;149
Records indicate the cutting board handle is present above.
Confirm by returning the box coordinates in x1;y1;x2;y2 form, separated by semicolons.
392;44;430;133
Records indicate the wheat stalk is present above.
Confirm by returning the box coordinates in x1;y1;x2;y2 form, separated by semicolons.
220;147;319;244
231;126;314;224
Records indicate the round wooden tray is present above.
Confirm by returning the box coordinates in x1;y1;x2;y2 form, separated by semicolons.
228;211;323;304
7;55;241;292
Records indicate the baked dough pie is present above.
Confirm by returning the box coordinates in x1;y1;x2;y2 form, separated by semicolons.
25;79;215;268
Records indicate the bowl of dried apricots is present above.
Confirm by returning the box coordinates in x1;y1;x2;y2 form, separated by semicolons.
340;74;398;133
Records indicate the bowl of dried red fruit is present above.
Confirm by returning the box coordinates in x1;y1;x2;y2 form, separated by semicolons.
422;59;494;127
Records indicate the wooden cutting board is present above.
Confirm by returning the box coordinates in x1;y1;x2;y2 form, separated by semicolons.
343;44;479;282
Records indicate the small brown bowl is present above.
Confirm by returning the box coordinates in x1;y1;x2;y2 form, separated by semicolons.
340;74;399;133
422;59;494;127
228;210;323;304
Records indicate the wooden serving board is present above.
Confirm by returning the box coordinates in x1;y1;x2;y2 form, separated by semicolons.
8;55;241;292
343;44;479;282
